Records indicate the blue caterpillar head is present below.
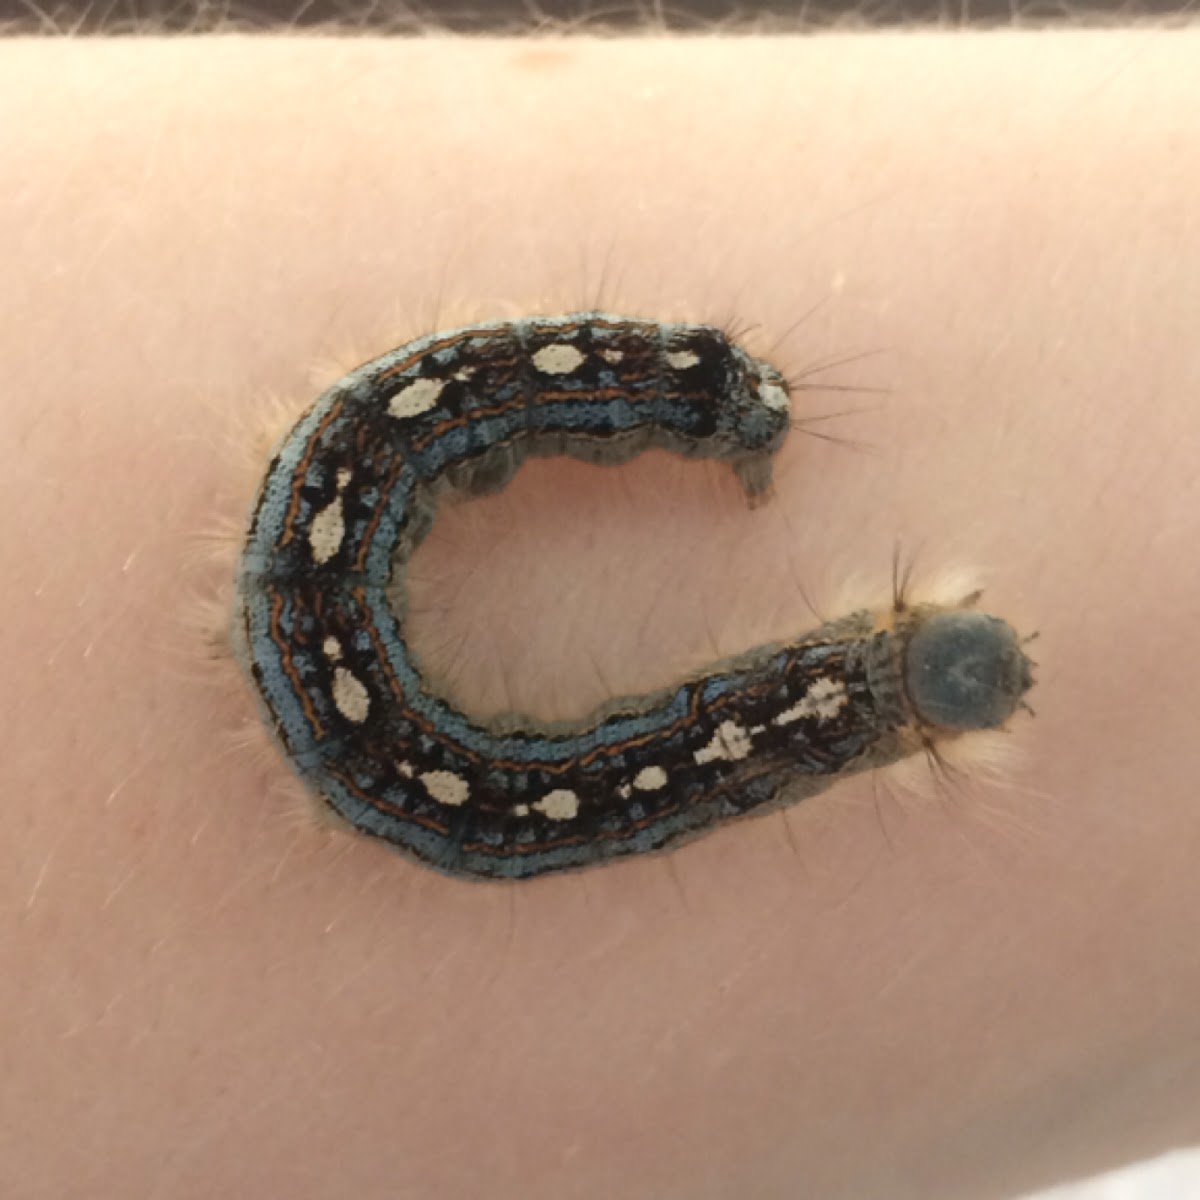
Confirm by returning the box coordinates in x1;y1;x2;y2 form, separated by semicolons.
905;610;1034;731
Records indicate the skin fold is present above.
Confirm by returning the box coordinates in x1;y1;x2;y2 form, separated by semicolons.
2;32;1199;1200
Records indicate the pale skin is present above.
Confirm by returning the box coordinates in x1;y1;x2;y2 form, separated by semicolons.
3;30;1199;1200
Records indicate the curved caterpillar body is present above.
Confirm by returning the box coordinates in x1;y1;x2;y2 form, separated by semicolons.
232;313;1034;880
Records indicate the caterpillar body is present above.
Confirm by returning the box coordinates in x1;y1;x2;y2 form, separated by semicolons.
232;313;1034;880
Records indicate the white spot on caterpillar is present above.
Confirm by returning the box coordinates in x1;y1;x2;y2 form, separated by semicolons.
760;382;790;412
666;349;700;370
309;468;353;565
694;720;753;765
331;666;370;723
395;761;415;778
633;766;668;791
323;636;342;660
534;789;580;820
421;770;470;807
600;349;624;364
512;803;530;817
774;677;848;726
532;344;585;375
616;784;632;799
389;377;445;420
454;367;476;381
309;499;345;564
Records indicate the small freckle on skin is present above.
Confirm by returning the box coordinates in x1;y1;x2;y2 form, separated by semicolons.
509;46;576;73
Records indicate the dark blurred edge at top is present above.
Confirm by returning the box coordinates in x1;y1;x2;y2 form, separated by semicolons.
2;0;1191;34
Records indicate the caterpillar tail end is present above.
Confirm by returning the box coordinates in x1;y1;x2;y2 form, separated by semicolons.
733;454;776;508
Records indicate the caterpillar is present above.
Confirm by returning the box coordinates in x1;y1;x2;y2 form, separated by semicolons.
232;312;1034;880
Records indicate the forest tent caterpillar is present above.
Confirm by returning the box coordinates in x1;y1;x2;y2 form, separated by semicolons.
232;313;1034;880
